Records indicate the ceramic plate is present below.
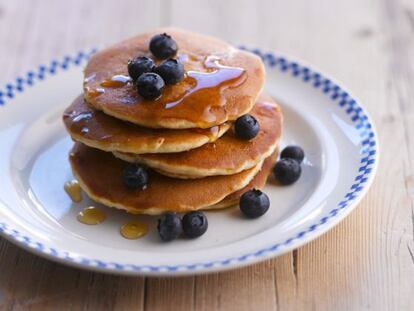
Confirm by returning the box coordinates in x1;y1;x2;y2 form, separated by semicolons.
0;47;378;276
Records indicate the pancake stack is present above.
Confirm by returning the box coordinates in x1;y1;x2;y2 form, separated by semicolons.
63;28;283;215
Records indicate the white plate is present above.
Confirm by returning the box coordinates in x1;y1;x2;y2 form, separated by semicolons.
0;47;378;276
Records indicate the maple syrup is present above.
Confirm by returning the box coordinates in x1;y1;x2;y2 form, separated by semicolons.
193;124;222;141
84;54;247;127
85;86;105;98
100;75;131;88
77;206;106;225
120;221;148;239
64;180;82;202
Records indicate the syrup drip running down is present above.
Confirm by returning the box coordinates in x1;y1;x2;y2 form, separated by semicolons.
64;180;82;202
193;125;222;141
63;109;93;137
120;221;149;239
85;86;105;98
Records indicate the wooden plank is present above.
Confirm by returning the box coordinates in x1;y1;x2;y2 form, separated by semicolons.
378;0;414;309
193;260;278;311
144;277;195;311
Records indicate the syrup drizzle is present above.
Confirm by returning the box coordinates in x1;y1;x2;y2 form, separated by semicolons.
193;125;222;141
164;56;245;109
85;86;105;98
100;75;131;88
72;111;93;123
84;54;247;126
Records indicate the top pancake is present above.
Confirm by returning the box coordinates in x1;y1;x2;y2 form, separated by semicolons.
83;27;265;129
63;95;230;154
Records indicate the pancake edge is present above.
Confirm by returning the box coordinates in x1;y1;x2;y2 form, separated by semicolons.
66;122;231;154
71;151;265;215
115;140;278;179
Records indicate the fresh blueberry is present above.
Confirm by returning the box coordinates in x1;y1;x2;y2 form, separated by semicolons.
273;158;301;185
239;189;270;218
122;164;149;189
157;212;183;241
281;145;305;164
127;56;155;81
136;72;165;100
235;114;260;140
149;33;178;59
154;59;185;84
182;211;208;238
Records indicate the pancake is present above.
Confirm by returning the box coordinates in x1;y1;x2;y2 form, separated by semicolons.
113;94;283;179
211;150;277;210
63;95;230;154
70;143;264;215
84;27;265;129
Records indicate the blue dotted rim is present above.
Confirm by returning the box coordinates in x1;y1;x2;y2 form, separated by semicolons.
0;47;377;274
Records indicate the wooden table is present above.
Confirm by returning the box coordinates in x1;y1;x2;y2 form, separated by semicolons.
0;0;413;310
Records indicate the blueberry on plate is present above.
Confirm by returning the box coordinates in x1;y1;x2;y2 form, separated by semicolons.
235;114;260;140
149;33;178;59
157;212;183;241
280;145;305;164
182;211;208;238
154;59;185;84
122;164;149;189
273;158;301;185
127;56;155;81
239;189;270;218
136;72;165;100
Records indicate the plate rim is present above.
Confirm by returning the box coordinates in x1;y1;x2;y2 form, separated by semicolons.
0;46;379;276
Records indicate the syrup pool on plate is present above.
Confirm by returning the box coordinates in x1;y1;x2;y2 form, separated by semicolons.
120;221;149;239
77;206;106;225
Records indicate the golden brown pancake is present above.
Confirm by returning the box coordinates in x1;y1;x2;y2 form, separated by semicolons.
211;150;277;209
83;27;265;129
113;95;283;178
70;143;264;215
63;95;230;154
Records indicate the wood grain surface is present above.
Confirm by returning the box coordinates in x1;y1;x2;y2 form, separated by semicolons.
0;0;413;310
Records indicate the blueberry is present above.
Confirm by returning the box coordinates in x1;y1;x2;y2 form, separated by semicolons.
149;33;178;59
136;72;165;100
122;164;149;189
273;158;301;185
157;212;183;241
154;59;185;84
239;189;270;218
281;145;305;164
182;211;208;238
127;56;155;81
235;114;260;140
